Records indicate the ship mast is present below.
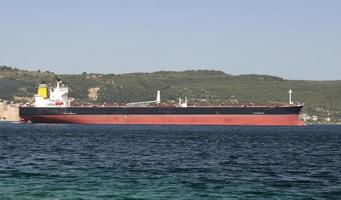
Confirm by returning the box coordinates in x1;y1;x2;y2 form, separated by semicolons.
288;89;293;105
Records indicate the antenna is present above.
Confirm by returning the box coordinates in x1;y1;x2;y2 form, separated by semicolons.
288;89;293;105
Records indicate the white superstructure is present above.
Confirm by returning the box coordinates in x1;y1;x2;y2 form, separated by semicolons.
34;80;70;107
178;97;188;107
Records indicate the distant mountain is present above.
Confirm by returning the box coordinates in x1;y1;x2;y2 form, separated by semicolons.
1;65;340;123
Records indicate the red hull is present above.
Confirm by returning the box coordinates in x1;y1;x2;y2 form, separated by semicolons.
21;114;304;126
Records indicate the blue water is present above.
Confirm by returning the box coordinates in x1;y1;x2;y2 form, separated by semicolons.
0;123;340;199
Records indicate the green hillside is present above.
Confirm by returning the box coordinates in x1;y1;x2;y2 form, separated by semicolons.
1;66;340;123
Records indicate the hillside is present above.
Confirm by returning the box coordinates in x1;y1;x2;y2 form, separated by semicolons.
0;66;340;123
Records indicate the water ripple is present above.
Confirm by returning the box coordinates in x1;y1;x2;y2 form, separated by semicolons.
0;123;340;199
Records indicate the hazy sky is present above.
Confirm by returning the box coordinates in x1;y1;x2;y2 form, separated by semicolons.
0;0;340;80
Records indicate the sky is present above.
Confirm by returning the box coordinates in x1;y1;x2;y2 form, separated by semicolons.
0;0;340;80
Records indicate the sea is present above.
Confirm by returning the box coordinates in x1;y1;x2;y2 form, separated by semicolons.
0;123;340;200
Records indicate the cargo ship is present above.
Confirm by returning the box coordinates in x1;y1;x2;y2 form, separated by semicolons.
19;80;304;126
